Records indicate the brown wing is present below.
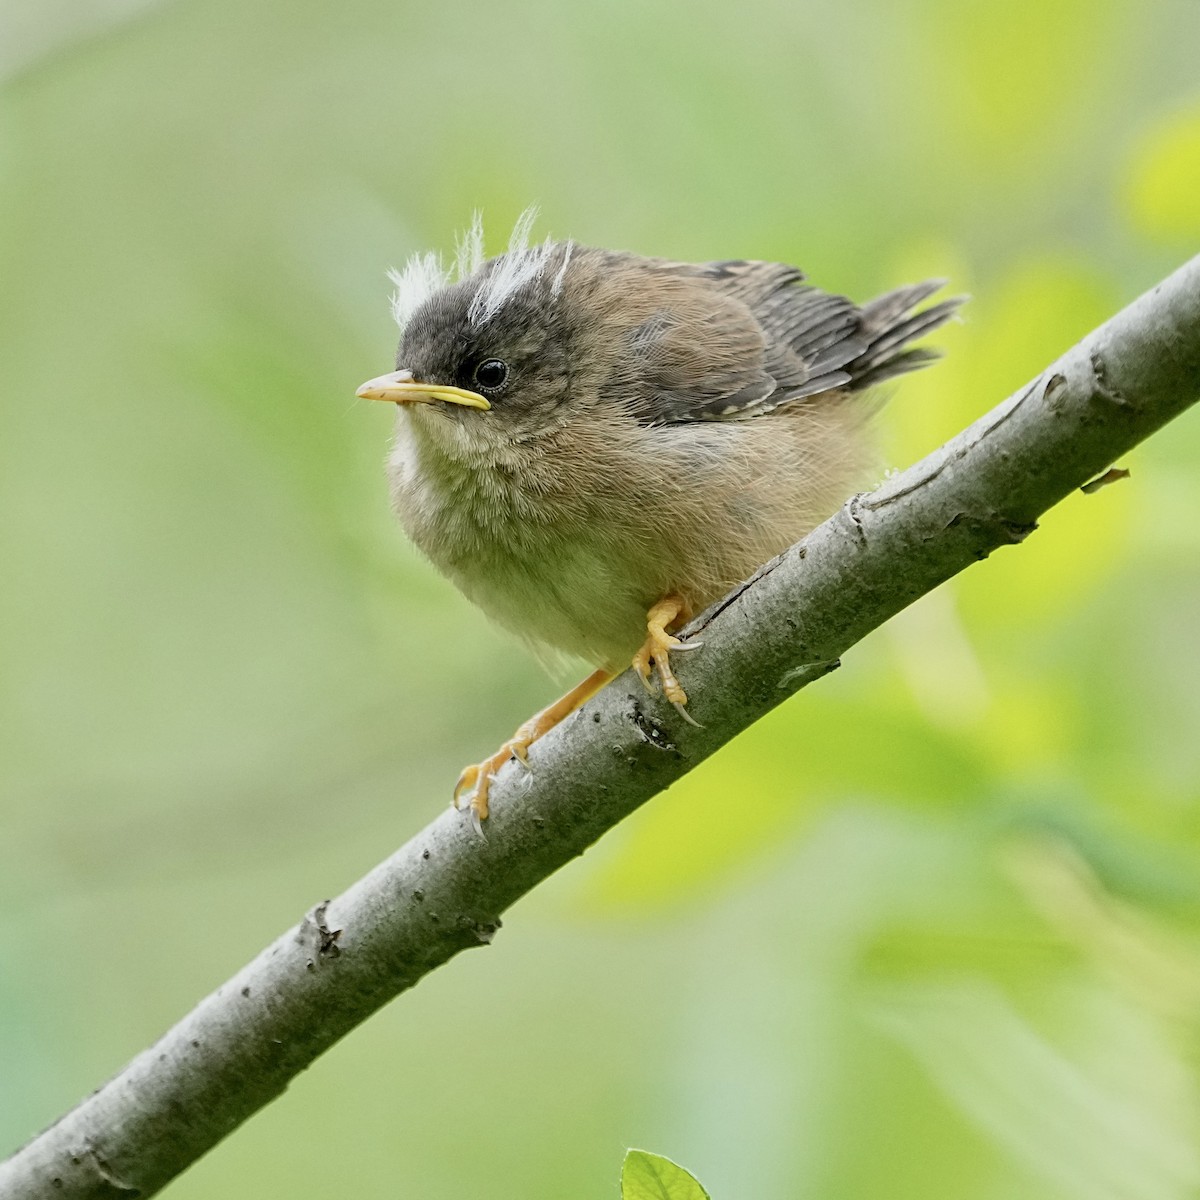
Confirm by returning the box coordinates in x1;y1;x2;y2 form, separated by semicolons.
612;256;961;427
592;255;777;426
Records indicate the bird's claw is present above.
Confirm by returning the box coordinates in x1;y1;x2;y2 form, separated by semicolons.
671;699;703;728
452;668;614;830
452;761;493;827
632;594;700;713
454;730;536;826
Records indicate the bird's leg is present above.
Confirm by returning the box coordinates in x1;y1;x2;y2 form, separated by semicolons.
632;594;697;709
454;668;615;823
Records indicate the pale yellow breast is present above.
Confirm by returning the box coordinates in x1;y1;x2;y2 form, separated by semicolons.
389;399;871;668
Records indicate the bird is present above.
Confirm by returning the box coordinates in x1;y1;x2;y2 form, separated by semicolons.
357;212;961;824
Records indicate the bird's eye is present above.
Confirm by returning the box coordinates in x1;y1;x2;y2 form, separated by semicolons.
473;359;509;392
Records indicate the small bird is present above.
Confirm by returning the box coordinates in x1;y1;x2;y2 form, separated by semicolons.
358;214;960;823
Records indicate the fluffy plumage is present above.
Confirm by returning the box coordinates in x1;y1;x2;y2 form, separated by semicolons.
383;221;961;671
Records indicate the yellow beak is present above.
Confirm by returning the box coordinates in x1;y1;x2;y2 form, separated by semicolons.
355;369;490;411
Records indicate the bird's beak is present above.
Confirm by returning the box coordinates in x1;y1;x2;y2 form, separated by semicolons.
355;369;490;411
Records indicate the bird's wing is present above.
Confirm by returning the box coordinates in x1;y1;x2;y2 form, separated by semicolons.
612;257;961;427
597;259;779;426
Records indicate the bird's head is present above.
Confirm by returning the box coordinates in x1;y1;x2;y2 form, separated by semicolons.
357;212;791;449
358;216;594;446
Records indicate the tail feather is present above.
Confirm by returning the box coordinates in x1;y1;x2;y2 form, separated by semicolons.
847;286;964;391
859;279;948;331
852;347;943;391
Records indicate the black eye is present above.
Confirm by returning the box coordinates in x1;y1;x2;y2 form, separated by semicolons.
473;359;509;392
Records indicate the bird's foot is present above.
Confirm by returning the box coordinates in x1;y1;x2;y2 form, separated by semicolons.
632;594;699;717
453;736;532;827
453;668;615;826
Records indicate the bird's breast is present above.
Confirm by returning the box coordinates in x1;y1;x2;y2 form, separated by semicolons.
386;403;872;668
387;419;652;665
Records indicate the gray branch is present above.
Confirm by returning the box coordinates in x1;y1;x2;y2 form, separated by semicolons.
4;255;1200;1199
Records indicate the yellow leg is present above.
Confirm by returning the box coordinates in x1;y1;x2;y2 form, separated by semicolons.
454;668;615;823
632;594;696;707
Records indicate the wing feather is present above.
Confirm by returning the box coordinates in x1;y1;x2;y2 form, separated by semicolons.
592;252;962;426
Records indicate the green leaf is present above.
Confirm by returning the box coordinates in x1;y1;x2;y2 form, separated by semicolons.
621;1150;711;1200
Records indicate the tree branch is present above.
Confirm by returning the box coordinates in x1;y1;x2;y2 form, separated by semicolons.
5;256;1200;1198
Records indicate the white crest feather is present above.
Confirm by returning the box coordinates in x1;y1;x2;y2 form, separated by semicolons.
551;240;575;296
467;207;558;327
454;211;485;281
387;208;567;333
387;251;448;331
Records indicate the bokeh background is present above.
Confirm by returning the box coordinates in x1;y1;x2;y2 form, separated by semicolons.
3;0;1200;1196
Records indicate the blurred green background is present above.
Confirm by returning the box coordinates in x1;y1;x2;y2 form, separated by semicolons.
3;0;1200;1196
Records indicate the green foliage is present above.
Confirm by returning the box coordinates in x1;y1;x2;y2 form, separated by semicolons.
2;0;1200;1197
622;1150;710;1200
1125;103;1200;243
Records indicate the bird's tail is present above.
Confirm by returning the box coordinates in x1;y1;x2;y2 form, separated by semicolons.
846;281;965;391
